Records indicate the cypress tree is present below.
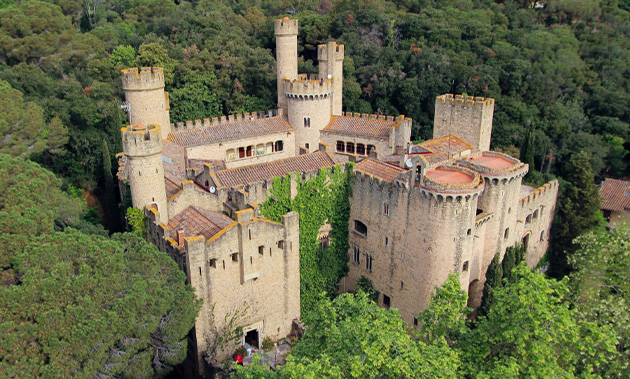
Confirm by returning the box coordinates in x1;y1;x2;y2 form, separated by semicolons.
101;139;116;231
549;151;602;278
478;253;503;317
502;246;517;283
520;121;536;169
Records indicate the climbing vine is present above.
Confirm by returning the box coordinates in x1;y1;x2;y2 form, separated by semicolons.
260;163;353;316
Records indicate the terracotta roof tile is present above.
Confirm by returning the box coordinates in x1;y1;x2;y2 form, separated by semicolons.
355;158;407;183
167;206;233;241
167;117;293;147
600;178;630;211
165;177;181;199
419;135;471;156
323;116;397;138
214;151;338;188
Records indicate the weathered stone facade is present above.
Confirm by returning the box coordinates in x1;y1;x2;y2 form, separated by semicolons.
117;16;559;378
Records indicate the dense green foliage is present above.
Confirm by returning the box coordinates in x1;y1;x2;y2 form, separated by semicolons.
0;0;627;233
355;275;380;303
478;244;523;317
260;165;352;315
550;151;603;277
570;225;630;376
0;155;201;377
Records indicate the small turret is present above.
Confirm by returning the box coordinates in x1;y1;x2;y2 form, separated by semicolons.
274;18;298;114
121;67;171;139
121;123;168;224
318;42;344;115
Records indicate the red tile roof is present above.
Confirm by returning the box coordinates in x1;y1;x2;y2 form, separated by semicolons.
419;135;471;156
165;177;181;199
355;158;407;183
600;178;630;211
167;206;234;241
323;116;397;138
214;151;338;188
167;117;293;147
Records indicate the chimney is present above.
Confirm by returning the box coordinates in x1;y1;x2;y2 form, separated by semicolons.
177;230;185;246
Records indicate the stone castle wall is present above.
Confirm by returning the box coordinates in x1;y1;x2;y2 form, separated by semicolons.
433;94;494;153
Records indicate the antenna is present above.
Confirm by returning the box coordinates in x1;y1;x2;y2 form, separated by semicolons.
119;101;131;124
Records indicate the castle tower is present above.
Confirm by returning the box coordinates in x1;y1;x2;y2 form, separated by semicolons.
284;78;333;152
121;123;168;224
121;67;171;140
274;17;298;114
318;41;344;115
433;94;495;153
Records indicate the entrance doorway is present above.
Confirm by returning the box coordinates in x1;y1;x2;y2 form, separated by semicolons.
244;329;259;349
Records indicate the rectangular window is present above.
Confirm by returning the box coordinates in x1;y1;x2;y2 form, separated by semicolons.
413;317;418;327
366;254;373;272
356;143;366;155
354;220;368;236
383;295;391;309
304;117;311;127
277;240;285;249
231;253;239;262
209;259;217;268
385;237;389;246
246;145;253;157
462;261;469;272
346;142;355;154
383;203;389;216
259;246;264;255
353;246;360;264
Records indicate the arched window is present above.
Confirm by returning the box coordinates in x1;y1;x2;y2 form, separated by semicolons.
266;142;273;154
226;149;235;161
367;145;376;154
275;140;284;152
256;144;265;155
356;144;366;155
246;145;253;157
346;142;355;154
336;141;345;152
304;117;311;127
238;147;245;159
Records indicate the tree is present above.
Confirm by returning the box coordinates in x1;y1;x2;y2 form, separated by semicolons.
355;275;380;303
237;291;460;378
0;229;201;378
570;226;630;377
519;121;535;169
478;253;503;318
550;151;603;278
0;80;68;157
460;264;617;378
126;207;147;238
417;273;470;346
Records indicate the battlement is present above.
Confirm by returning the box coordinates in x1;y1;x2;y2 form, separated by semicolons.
519;180;559;208
458;151;528;179
171;109;283;131
121;124;162;156
421;165;483;195
318;42;345;61
436;93;495;108
121;67;165;90
283;78;333;98
341;112;410;123
274;17;298;36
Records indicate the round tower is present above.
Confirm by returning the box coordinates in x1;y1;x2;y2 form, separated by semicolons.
122;123;168;224
318;41;344;116
274;17;298;114
284;78;333;152
121;67;171;140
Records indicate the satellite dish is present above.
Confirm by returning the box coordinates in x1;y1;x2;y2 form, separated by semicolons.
209;186;216;194
405;159;413;168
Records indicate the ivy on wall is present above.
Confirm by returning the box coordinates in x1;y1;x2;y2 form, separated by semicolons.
260;163;353;315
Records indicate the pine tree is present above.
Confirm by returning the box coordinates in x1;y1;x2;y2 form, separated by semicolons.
549;151;602;278
478;253;503;317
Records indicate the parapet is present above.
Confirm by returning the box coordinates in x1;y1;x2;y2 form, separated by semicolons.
457;151;528;179
420;165;484;196
171;109;283;131
284;78;333;98
121;124;163;157
519;180;559;208
318;42;345;61
121;67;165;91
436;93;495;108
274;17;298;36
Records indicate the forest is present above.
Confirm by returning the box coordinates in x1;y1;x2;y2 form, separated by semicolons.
0;0;629;377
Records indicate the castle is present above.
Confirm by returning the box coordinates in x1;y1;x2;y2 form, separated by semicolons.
117;17;557;377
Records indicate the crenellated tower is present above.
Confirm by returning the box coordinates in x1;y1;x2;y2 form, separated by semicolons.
121;67;171;140
433;94;495;153
121;123;168;224
274;17;298;114
318;41;344;116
